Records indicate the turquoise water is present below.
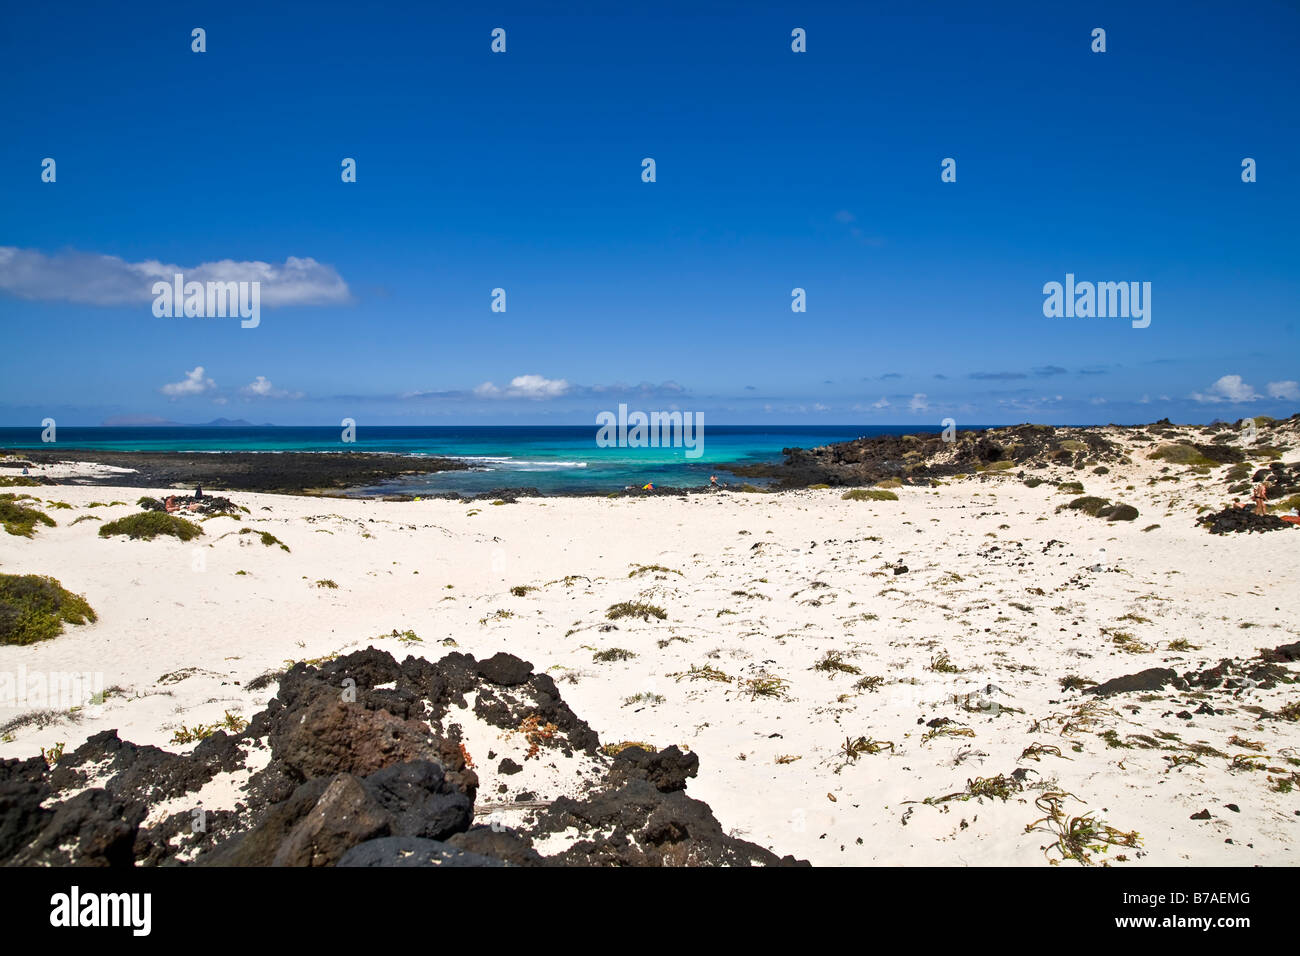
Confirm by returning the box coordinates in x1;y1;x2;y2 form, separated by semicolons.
0;425;961;495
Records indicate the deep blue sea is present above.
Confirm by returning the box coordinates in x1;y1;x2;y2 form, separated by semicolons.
0;425;970;495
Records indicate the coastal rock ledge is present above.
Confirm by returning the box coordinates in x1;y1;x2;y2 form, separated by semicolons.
0;649;807;867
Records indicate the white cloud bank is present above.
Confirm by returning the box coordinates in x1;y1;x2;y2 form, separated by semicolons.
1191;374;1298;404
473;375;572;400
0;247;350;307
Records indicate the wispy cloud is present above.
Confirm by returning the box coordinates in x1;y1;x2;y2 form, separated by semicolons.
0;247;351;307
240;376;303;400
1267;380;1299;401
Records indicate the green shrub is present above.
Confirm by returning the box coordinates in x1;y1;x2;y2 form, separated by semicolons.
99;512;203;541
842;488;898;502
0;476;40;488
0;495;56;537
1150;444;1216;466
1063;496;1112;517
0;574;97;646
607;601;667;621
1057;482;1085;495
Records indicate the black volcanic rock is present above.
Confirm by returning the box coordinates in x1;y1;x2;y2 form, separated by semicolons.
1086;668;1181;697
724;424;1125;489
339;836;507;867
0;649;803;868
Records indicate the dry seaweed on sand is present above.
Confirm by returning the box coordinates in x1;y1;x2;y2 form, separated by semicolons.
1025;791;1141;866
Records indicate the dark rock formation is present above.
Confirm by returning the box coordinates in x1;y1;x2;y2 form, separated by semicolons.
1196;507;1295;535
1086;668;1181;697
724;423;1126;489
0;649;804;868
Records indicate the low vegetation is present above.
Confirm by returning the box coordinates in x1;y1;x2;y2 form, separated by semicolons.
842;488;898;502
606;601;667;621
0;495;56;537
0;573;97;646
99;512;203;541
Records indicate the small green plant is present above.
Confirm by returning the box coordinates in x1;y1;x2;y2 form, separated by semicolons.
509;585;536;597
99;512;202;541
623;691;665;706
593;647;636;662
314;579;339;589
853;675;884;692
929;651;959;673
629;564;682;578
739;673;790;699
668;663;732;683
813;650;861;675
606;601;666;621
41;741;65;767
240;527;290;551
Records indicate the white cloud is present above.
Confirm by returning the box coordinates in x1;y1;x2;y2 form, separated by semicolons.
872;396;891;409
240;376;302;400
0;247;350;307
474;374;571;400
161;366;216;398
1267;380;1299;401
1191;374;1261;403
908;393;929;412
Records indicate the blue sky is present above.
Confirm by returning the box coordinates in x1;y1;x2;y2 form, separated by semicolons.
1;0;1297;426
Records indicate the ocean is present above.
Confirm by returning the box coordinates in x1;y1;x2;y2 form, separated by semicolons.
0;424;962;495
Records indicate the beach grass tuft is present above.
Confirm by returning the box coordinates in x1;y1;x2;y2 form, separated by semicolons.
606;601;667;621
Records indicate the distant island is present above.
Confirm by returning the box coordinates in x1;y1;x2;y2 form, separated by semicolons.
99;416;273;427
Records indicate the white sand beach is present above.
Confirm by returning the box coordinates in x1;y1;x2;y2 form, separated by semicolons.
3;427;1298;867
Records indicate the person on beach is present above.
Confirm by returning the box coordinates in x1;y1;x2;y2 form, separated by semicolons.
709;474;719;488
1252;479;1269;516
195;484;203;499
164;495;178;513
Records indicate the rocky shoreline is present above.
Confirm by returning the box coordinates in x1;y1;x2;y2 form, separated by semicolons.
0;449;470;496
0;648;806;867
723;416;1300;489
